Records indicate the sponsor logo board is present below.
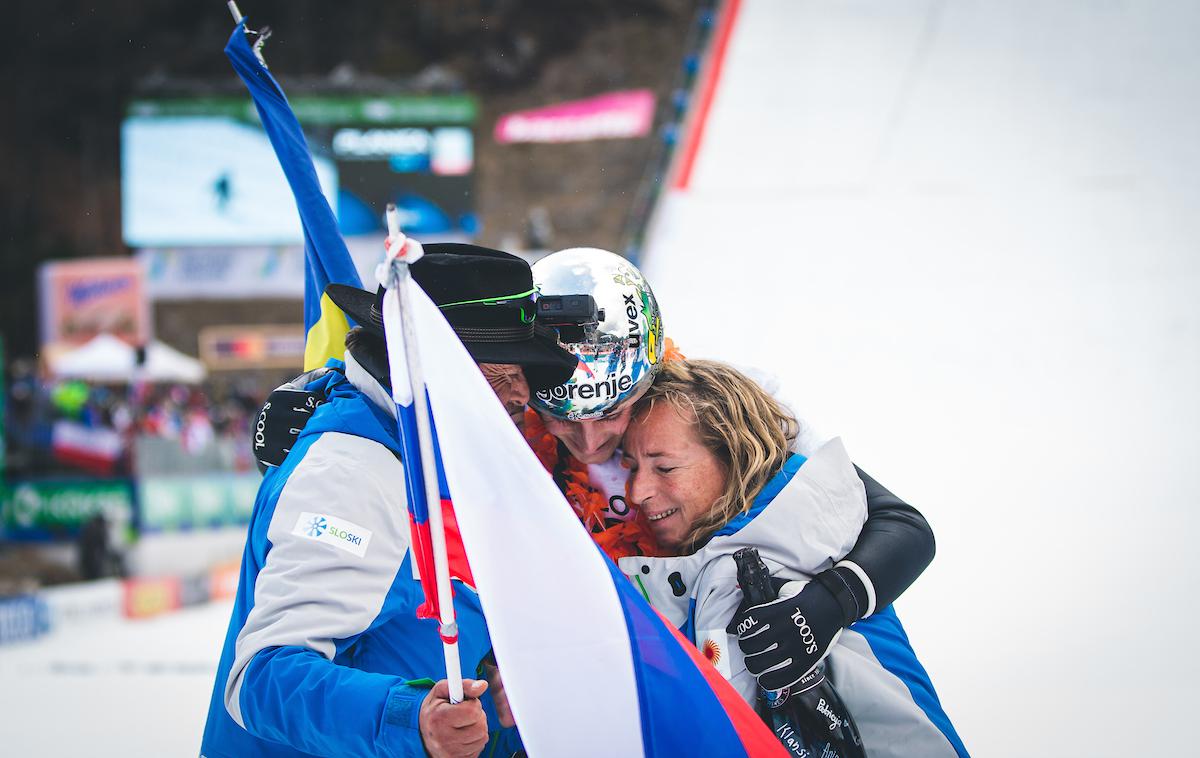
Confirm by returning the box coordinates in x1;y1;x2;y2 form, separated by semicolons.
0;595;51;646
123;576;182;619
40;579;123;629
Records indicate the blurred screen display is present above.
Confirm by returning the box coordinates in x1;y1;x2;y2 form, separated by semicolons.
122;96;477;247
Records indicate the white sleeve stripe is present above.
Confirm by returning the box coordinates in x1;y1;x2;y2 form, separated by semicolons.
835;559;876;618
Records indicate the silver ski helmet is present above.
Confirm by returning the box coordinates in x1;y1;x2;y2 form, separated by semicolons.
530;248;664;420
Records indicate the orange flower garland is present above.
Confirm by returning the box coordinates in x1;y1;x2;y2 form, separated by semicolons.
523;410;660;562
660;336;686;364
521;337;685;563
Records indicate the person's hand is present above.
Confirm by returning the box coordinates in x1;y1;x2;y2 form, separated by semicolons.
481;658;515;729
728;568;861;691
419;679;490;758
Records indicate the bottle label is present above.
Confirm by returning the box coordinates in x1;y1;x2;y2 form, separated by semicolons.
815;696;846;733
764;686;791;709
773;722;811;757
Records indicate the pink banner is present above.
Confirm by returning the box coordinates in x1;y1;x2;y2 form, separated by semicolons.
39;257;150;348
494;90;656;144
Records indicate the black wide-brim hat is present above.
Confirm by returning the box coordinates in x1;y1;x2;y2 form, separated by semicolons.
325;243;577;392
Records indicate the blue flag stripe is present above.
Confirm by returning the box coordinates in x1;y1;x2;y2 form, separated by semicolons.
224;22;362;369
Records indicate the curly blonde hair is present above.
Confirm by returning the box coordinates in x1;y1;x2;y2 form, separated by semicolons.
633;359;798;553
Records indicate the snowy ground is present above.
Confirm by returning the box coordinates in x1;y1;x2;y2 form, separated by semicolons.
0;599;233;756
643;1;1200;755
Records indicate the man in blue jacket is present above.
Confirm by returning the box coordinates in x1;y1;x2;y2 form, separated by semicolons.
200;244;576;758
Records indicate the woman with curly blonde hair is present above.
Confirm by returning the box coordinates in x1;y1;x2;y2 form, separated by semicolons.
618;359;964;758
627;359;800;553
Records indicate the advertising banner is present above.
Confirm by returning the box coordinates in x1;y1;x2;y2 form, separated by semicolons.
123;94;478;247
123;576;182;619
38;258;149;348
138;245;307;300
136;472;259;532
40;579;123;629
0;594;51;645
209;562;241;601
177;570;213;609
0;479;135;541
494;89;656;144
198;325;305;371
138;235;394;302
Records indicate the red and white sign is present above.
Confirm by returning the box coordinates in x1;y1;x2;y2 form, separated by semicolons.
51;421;124;475
494;90;656;144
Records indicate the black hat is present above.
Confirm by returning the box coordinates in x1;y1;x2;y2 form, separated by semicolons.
325;243;577;391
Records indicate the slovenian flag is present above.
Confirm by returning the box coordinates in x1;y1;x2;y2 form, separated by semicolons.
224;21;362;371
392;374;476;621
381;263;787;757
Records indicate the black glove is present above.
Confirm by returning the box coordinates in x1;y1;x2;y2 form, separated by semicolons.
252;372;332;469
727;565;866;691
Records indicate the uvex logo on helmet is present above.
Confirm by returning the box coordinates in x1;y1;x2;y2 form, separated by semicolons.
623;293;642;350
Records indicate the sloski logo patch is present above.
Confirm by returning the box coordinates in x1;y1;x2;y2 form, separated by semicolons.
293;512;372;557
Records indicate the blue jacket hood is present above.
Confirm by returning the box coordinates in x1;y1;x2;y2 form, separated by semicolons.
298;360;403;456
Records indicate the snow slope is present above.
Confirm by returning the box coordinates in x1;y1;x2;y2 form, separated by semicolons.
0;600;232;756
4;3;1199;756
643;1;1200;755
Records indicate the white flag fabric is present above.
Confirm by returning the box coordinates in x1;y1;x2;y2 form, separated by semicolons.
398;277;786;757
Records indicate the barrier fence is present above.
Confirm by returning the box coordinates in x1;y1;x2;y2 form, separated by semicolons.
0;561;240;646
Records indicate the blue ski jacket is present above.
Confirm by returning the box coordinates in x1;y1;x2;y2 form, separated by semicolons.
200;357;517;758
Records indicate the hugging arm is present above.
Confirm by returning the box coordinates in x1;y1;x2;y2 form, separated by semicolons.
843;465;936;615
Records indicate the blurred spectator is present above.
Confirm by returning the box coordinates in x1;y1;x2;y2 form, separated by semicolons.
77;513;125;580
3;366;286;479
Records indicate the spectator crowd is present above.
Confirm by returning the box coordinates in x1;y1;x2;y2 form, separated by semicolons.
4;359;277;478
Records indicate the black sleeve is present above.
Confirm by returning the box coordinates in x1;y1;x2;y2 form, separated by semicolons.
843;465;936;614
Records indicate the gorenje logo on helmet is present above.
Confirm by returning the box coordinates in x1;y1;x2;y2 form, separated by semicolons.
535;373;634;404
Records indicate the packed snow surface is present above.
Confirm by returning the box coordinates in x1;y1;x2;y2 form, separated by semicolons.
643;1;1200;755
0;600;233;755
4;2;1199;756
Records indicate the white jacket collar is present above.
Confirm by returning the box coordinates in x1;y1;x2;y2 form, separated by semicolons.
343;350;397;420
616;438;867;630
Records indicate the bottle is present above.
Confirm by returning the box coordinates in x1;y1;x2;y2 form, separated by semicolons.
733;547;866;758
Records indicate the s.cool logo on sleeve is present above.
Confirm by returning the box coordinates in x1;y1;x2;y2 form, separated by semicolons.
293;512;372;557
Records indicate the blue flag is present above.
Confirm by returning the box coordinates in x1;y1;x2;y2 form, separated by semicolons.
224;22;362;370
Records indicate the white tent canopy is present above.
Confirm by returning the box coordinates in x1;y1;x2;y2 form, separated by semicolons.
49;334;207;383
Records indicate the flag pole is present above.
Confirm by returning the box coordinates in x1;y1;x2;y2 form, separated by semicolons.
378;205;465;704
227;1;270;67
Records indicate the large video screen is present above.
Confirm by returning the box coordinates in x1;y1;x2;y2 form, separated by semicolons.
122;96;477;247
